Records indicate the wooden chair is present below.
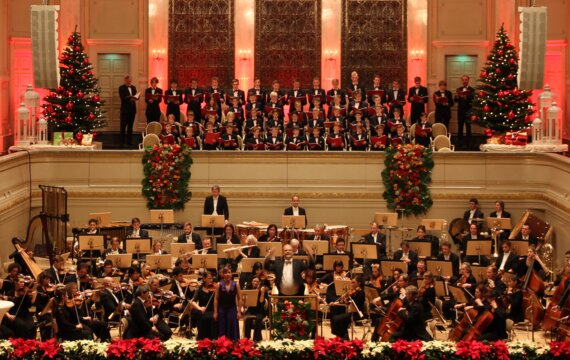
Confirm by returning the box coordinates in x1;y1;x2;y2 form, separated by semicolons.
431;123;448;138
140;134;161;149
432;134;454;151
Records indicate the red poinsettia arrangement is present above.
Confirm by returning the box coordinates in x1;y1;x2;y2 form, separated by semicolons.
142;143;193;210
272;299;315;340
392;339;424;360
455;340;493;360
107;338;163;360
550;341;570;358
313;337;364;360
196;337;260;360
382;144;434;217
10;338;60;359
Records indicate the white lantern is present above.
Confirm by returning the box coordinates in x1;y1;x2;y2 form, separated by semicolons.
547;101;561;144
532;116;542;143
38;117;49;145
537;84;553;117
16;102;30;146
23;84;40;143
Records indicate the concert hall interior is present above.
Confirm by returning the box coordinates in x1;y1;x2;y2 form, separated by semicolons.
0;0;569;348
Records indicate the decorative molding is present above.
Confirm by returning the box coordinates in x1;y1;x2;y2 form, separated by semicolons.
430;40;490;48
85;39;144;46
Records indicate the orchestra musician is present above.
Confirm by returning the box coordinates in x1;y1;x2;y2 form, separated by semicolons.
393;241;419;276
330;276;365;339
214;266;242;340
258;224;280;242
85;218;101;234
474;287;508;341
124;285;172;341
514;223;539;247
177;222;203;249
235;235;261;264
2;275;36;339
482;265;507;295
504;274;525;324
442;263;477;320
1;263;21;296
390;285;433;341
436;241;460;280
283;194;308;226
243;276;269;341
35;270;56;340
363;221;387;257
49;255;66;285
495;240;518;275
53;286;93;341
412;225;439;259
127;217;149;239
103;237;126;259
463;198;484;225
169;267;192;313
203;185;230;223
461;223;490;265
490;201;512;240
418;271;436;320
64;262;93;292
191;271;217;340
518;245;550;281
99;276;130;323
151;241;167;255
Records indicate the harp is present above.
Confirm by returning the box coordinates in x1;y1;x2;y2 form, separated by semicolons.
12;212;53;279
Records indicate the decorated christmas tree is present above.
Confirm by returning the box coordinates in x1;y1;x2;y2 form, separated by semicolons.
470;25;534;133
42;30;105;140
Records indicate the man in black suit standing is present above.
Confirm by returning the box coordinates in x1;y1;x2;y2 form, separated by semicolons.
184;78;204;123
248;78;267;107
393;241;419;275
203;185;230;222
118;75;138;147
463;197;485;225
283;194;308;227
495;240;518;275
363;221;387;258
264;243;308;296
127;217;149;239
453;75;475;148
387;80;406;116
177;222;202;249
287;79;306;106
407;76;428;123
226;78;246;106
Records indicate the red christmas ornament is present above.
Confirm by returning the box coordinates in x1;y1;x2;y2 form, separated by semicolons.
478;91;485;98
508;111;515;120
485;128;494;137
75;132;83;141
68;36;73;43
66;102;74;110
82;76;87;81
508;74;514;80
67;91;73;97
56;86;64;94
93;95;100;102
470;115;478;122
513;88;520;96
69;70;74;75
497;50;503;56
495;68;502;74
74;46;81;51
65;116;72;124
498;91;504;98
480;71;487;78
88;113;96;121
84;59;90;65
483;105;490;112
509;58;516;64
77;92;84;99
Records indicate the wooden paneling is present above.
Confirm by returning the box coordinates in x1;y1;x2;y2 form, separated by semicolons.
168;0;235;87
88;0;141;39
255;0;321;88
435;0;486;40
341;0;407;87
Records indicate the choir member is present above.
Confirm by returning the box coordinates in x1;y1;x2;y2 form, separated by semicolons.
247;78;267;106
286;125;306;150
407;76;429;123
245;126;264;149
145;77;162;123
454;74;475;148
327;122;345;151
287;79;306;106
308;127;324;151
220;123;239;151
414;112;432;148
119;75;138;147
181;125;199;150
350;123;368;151
433;80;454;129
202;122;220;151
368;74;387;105
226;78;245;106
185;78;204;123
164;79;183;123
387;80;406;116
206;77;225;108
309;77;326;109
348;71;365;99
327;78;346;106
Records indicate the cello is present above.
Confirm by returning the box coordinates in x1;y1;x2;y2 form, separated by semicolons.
542;274;568;332
463;309;494;341
448;307;478;341
374;297;404;341
521;257;545;327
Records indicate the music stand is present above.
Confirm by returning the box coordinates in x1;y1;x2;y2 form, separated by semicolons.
509;240;529;256
304;240;330;263
447;284;470;303
106;253;133;269
257;242;282;257
421;219;446;231
125;238;152;261
201;214;225;236
146;254;172;271
78;235;105;272
323;254;350;271
351;243;378;261
408;241;433;258
88;212;111;227
380;260;408;276
150;209;174;242
334;279;353;296
240;258;265;273
170;243;196;258
471;265;488;283
374;213;398;257
191;254;218;269
433;280;448;297
281;215;306;229
466;240;492;264
426;260;453;278
486;217;512;230
241;289;260;308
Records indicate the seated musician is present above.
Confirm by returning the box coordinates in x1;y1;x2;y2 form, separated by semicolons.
461;223;490;264
414;112;432;148
191;271;217;340
174;255;193;275
363;221;387;257
412;225;439;258
442;262;477;320
103;237;125;259
170;267;193;313
518;245;549;282
495;240;518;275
394;241;419;276
239;261;266;289
419;271;436;320
436;241;460;281
463;197;484;225
127;217;149;238
389;285;433;341
98;259;118;278
220;223;240;245
258;224;280;242
126;266;144;295
331;238;352;258
85;218;101;234
1;263;21;296
35;270;56;340
2;275;36;339
474;286;508;341
243;275;269;341
377;272;409;306
413;260;427;281
49;255;66;285
330;276;366;340
100;276;130;323
69;281;111;341
265;126;284;150
483;265;506;295
178;222;202;248
220;123;239;150
235;235;261;264
490;200;512;240
515;223;539;247
286;125;306;150
125;285;172;341
53;286;94;341
151;241;167;255
504;274;525;324
64;262;93;292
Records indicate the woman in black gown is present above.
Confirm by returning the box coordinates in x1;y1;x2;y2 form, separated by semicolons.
191;271;217;340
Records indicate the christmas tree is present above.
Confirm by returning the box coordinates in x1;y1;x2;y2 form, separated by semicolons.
470;25;534;133
42;30;105;139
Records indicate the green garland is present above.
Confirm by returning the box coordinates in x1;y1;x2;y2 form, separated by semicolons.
272;298;316;340
382;144;434;217
141;143;192;210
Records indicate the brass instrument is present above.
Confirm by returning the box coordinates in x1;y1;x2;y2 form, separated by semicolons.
509;210;554;276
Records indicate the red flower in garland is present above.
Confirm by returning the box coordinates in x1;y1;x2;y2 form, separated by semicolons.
39;338;61;359
550;341;570;358
491;341;509;360
10;338;39;358
456;340;492;360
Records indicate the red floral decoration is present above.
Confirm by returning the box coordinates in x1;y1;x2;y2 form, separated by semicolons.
550;341;570;358
107;338;163;360
392;339;424;360
313;337;364;360
9;338;61;359
272;299;316;340
456;340;492;360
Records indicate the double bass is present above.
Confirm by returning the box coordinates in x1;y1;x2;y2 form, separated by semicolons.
521;257;545;327
542;274;568;332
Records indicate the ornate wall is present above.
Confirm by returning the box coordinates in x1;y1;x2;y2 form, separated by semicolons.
168;0;235;87
254;0;321;88
341;0;407;87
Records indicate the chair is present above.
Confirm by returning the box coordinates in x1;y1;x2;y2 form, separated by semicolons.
197;137;203;150
120;317;130;339
141;134;161;149
427;111;435;124
431;123;448;138
409;123;417;143
159;112;167;124
237;135;244;151
432;134;454;151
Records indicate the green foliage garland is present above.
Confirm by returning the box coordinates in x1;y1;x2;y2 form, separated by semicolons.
142;143;192;210
382;144;434;217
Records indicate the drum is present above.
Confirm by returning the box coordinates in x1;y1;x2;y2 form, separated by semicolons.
236;224;266;242
298;229;315;241
449;218;469;244
324;225;349;246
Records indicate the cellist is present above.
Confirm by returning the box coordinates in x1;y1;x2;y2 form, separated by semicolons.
389;285;433;341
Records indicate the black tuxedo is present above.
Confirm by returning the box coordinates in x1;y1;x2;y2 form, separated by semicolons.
203;195;230;220
125;297;154;339
283;207;308;227
102;248;126;259
287;89;306;105
144;87;163;123
308;88;326;109
264;258;308;296
184;87;204;122
247;87;267;106
205;87;225;105
226;88;246;106
495;252;518;273
100;288;124;321
327;88;346;105
363;232;387;257
391;300;433;341
490;211;511;219
119;84;138;146
436;252;460;279
454;85;475;141
177;232;202;249
308;135;325;150
367;85;387;105
415;122;432;148
386;88;406;115
350;131;369;151
164;89;183;122
48;266;63;285
463;209;485;224
433;90;454;128
347;83;366;100
515;234;539;247
393;249;419;274
407;86;428;123
126;228;150;239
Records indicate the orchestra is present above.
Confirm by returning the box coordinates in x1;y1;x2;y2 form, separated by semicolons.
0;198;566;345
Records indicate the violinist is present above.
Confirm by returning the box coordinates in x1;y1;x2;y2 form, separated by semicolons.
35;270;56;340
99;259;120;279
330;276;365;339
170;267;192;312
411;260;427;282
127;266;144;295
258;224;280;242
2;275;36;339
374;273;408;308
239;261;268;290
436;241;460;281
504;274;524;323
53;286;93;341
318;260;348;286
49;255;66;285
62;282;110;341
146;277;175;339
102;237;125;259
64;262;93;292
367;264;384;289
191;271;217;340
100;276;130;323
419;271;436;321
1;263;21;296
442;263;477;320
390;285;433;341
243;276;269;341
124;285;172;340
